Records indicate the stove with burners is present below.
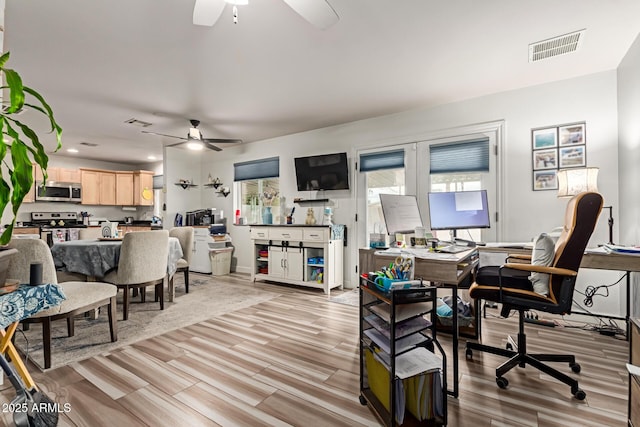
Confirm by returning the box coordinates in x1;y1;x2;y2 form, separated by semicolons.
27;212;87;229
27;212;87;245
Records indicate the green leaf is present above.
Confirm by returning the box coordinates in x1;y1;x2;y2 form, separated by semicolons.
3;68;25;114
0;52;10;68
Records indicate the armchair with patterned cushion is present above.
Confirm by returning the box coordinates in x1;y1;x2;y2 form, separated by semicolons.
465;191;603;400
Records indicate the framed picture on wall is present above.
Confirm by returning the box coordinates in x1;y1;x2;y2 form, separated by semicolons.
533;169;558;191
532;148;558;170
559;122;586;146
559;145;586;168
532;127;558;149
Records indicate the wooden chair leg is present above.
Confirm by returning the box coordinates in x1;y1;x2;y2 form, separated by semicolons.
158;283;164;311
108;296;117;342
67;316;75;337
122;285;130;321
42;317;52;369
184;269;189;293
168;275;174;301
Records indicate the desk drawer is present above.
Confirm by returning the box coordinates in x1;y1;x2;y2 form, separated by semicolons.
303;229;327;242
250;228;269;240
270;227;303;241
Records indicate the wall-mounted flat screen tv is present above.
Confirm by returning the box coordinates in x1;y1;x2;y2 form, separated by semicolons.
294;152;350;191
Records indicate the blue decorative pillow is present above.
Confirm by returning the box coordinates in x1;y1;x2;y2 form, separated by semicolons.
529;233;555;295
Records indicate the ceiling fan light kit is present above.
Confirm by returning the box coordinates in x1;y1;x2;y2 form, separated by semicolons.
142;119;242;152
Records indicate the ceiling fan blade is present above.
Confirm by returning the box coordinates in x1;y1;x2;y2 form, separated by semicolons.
141;130;187;141
281;0;339;30
202;138;243;144
165;141;187;148
203;141;223;152
193;0;226;26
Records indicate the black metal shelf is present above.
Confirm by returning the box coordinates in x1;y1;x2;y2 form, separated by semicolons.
293;198;329;204
174;183;197;189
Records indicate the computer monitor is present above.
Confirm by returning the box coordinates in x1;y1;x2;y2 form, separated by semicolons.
379;194;424;236
428;190;490;236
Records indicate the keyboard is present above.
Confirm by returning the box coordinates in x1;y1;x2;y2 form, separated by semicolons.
437;245;469;254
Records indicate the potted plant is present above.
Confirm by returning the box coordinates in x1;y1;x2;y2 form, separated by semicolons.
0;52;62;283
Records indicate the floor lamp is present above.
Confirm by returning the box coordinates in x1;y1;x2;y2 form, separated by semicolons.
557;167;613;244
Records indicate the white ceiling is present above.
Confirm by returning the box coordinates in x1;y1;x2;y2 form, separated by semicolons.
4;0;640;164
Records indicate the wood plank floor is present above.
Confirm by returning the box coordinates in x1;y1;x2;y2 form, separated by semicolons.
0;273;629;426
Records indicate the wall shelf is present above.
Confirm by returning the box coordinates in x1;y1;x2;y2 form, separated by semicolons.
294;198;329;205
174;182;197;189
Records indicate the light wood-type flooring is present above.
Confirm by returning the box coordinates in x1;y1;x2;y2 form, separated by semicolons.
0;273;629;426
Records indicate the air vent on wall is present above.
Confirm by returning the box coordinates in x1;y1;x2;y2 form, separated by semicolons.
529;29;585;62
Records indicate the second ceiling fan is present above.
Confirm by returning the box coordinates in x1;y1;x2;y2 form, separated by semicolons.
193;0;339;30
142;119;242;152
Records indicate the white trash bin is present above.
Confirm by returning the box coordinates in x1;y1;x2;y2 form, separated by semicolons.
210;247;233;276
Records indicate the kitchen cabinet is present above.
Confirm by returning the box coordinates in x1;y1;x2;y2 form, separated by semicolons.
250;225;343;294
35;166;80;183
133;171;154;206
80;168;115;205
116;172;134;206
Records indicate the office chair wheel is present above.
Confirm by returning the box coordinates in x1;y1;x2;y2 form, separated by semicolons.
496;377;509;389
573;389;586;400
570;362;581;373
465;349;473;360
359;395;367;405
506;342;514;351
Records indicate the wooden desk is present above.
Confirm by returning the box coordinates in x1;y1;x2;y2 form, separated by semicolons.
359;247;479;398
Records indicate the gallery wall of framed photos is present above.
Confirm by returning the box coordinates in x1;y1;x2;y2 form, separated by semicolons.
531;122;586;191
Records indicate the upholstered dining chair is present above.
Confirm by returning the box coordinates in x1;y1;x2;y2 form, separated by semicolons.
169;226;194;296
7;238;118;369
465;192;603;400
103;230;169;320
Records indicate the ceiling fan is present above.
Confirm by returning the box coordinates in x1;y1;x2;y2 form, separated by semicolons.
142;119;242;152
192;0;339;30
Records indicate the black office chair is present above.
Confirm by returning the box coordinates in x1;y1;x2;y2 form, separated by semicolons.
465;191;603;400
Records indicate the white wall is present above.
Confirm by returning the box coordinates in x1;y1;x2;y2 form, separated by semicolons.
617;32;640;317
163;146;202;228
166;70;623;316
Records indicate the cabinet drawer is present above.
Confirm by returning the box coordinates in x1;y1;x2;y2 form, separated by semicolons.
303;229;327;242
632;376;640;427
270;227;303;241
250;228;269;240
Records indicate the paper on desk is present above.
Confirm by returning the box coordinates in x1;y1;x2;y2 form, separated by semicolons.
627;363;640;376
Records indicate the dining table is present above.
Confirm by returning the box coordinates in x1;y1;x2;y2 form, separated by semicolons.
50;237;184;301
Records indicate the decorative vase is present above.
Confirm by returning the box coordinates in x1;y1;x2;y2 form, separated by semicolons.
262;206;273;225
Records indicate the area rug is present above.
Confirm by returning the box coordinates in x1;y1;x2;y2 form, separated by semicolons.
13;274;281;371
328;288;359;306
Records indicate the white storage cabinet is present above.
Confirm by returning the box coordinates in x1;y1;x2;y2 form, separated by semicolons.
250;225;343;294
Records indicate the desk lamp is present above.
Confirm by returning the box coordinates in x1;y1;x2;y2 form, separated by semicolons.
557;167;614;244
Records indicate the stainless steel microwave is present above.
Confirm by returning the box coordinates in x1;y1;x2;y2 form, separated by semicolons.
35;182;82;203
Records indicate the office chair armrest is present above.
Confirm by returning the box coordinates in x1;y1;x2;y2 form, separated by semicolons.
503;263;577;277
506;254;531;263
